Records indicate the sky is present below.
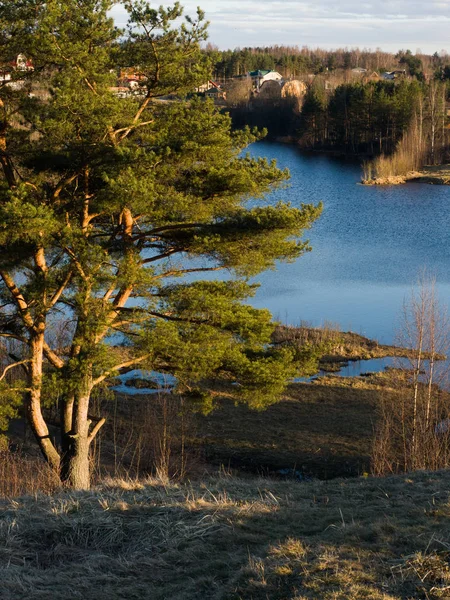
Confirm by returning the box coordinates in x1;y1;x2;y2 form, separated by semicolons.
110;1;450;54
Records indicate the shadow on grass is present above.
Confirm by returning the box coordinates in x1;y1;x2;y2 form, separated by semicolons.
194;381;386;479
2;470;450;599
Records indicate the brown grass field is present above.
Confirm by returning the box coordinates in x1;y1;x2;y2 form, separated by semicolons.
192;376;390;479
2;469;450;599
4;369;401;487
101;370;402;480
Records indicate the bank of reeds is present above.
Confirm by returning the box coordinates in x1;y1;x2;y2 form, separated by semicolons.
363;122;427;182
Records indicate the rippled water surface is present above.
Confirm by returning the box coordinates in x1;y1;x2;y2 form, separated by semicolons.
246;142;450;343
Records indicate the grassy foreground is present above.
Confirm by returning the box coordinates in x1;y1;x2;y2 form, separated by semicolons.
2;471;450;599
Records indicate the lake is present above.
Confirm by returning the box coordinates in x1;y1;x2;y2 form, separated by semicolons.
246;142;450;344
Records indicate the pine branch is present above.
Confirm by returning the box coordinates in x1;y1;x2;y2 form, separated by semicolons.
0;360;31;382
149;311;207;325
43;342;65;369
155;266;225;279
48;271;74;308
88;417;106;444
142;248;184;264
91;354;152;386
0;270;35;330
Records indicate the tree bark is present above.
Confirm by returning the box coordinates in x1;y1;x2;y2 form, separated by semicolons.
60;431;91;489
28;329;61;472
60;388;92;490
59;381;106;489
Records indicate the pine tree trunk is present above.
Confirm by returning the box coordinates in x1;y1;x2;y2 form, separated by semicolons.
60;387;92;490
60;432;91;490
28;329;61;472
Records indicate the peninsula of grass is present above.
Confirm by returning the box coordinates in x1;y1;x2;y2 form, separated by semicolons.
362;163;450;186
6;328;434;483
97;369;407;480
2;470;450;600
273;325;434;370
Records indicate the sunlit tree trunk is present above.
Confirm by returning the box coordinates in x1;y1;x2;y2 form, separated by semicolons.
28;327;61;472
60;377;93;489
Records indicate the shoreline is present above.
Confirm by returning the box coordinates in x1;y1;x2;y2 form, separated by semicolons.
271;137;450;186
273;326;442;366
362;164;450;186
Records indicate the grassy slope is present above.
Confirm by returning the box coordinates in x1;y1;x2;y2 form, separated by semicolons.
273;326;424;365
192;373;400;478
2;471;450;599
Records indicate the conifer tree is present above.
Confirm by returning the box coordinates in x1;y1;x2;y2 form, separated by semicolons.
0;0;321;488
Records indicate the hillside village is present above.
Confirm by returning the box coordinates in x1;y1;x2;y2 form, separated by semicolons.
111;65;417;106
3;51;447;117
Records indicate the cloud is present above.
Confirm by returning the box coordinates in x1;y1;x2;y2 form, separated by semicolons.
110;1;450;52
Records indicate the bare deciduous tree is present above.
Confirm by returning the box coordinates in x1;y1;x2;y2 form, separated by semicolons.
373;275;450;474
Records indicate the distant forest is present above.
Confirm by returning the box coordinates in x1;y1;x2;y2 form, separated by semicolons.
208;46;450;169
205;45;450;82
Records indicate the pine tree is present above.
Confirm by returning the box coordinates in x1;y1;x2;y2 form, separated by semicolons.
0;0;321;488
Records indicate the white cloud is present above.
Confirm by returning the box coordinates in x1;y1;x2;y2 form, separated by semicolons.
109;1;450;52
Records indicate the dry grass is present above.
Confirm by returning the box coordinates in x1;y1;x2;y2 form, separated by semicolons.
273;325;428;365
192;372;402;479
0;451;62;498
362;121;427;183
91;368;407;480
2;470;450;599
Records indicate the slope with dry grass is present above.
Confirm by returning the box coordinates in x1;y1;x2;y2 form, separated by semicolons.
362;163;450;186
192;371;408;479
2;470;450;599
273;325;434;368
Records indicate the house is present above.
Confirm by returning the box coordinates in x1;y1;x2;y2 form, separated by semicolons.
196;80;224;96
205;84;226;102
118;67;146;89
194;80;226;102
0;54;33;87
364;71;381;82
248;70;283;91
0;54;34;86
382;70;407;81
14;54;34;71
195;80;216;93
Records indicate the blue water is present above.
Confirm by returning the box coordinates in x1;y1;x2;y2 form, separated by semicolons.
112;369;177;395
116;359;401;394
246;142;450;344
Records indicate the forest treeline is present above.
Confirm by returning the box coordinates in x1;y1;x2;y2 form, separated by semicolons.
229;79;449;160
206;45;450;82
